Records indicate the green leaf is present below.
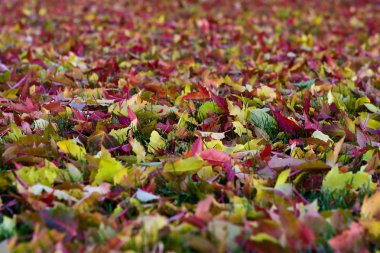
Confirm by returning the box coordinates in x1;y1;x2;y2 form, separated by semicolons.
275;169;291;188
33;119;49;130
250;108;275;129
17;160;59;186
6;124;23;141
198;102;223;119
0;70;10;82
60;163;83;183
95;156;124;184
294;79;315;90
0;216;15;240
109;127;130;144
364;103;380;113
322;166;376;193
250;233;279;244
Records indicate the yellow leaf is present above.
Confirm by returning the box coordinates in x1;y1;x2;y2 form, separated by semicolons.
322;165;376;193
344;115;356;134
138;215;167;244
113;168;130;186
359;112;380;130
275;169;291;188
2;89;19;99
33;119;49;130
250;233;279;244
204;140;224;151
295;160;330;171
257;85;276;99
89;72;99;83
130;138;146;163
355;97;371;109
6;124;23;141
95;156;124;184
17;160;59;186
232;121;246;137
148;130;165;153
361;221;380;240
289;93;298;111
197;166;216;180
109;127;130;144
57;139;86;160
291;147;304;158
244;139;262;151
164;157;204;174
184;83;191;94
227;100;248;123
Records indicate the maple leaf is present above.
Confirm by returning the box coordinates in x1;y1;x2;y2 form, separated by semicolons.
272;110;301;137
11;97;38;113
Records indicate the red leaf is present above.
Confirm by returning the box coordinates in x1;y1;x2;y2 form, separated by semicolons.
128;106;137;121
200;148;231;165
303;112;322;131
43;102;66;114
39;190;55;207
260;145;271;159
182;92;209;101
195;196;213;221
272;110;301;136
29;59;47;69
328;222;366;253
303;91;311;113
11;97;38;113
181;216;206;229
8;75;27;89
210;92;228;113
190;137;203;156
183;85;210;101
71;108;85;121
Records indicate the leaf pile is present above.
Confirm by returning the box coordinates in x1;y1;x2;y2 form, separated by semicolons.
1;0;380;252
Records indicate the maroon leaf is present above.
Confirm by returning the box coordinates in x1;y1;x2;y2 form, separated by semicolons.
210;92;228;113
272;110;301;136
260;145;271;159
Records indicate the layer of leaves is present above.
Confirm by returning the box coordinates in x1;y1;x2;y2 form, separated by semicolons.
1;0;380;252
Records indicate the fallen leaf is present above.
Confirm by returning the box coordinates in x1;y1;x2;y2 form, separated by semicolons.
199;148;231;165
135;189;160;202
57;139;86;160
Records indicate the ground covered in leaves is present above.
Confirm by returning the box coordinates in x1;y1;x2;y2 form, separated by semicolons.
1;0;380;252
